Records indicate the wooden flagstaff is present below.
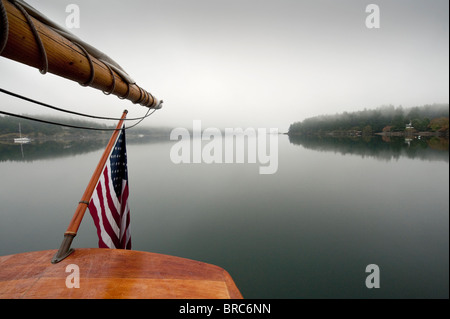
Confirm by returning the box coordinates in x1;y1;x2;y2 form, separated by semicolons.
52;110;128;264
0;0;162;109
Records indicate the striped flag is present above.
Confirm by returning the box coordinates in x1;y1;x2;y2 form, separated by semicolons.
88;127;131;249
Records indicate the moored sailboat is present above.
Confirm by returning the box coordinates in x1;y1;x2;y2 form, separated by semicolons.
13;123;31;144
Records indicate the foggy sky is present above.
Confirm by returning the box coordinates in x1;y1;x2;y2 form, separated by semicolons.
0;0;448;132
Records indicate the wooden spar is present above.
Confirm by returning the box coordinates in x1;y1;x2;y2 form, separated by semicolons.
0;0;162;109
52;110;128;264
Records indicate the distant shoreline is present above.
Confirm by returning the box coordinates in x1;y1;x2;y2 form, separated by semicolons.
286;131;449;138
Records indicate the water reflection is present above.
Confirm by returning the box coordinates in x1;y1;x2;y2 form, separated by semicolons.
0;139;107;162
0;134;171;162
0;132;448;298
2;133;448;163
288;135;449;162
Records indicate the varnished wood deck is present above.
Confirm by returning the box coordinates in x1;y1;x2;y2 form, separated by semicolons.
0;249;243;299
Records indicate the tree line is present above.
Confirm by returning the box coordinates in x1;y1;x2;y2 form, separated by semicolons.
0;115;111;137
0;114;173;140
288;104;449;136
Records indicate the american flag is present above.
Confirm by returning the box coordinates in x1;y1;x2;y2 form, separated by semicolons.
88;127;131;249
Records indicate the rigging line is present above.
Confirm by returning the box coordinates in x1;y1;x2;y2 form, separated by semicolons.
0;108;156;131
11;0;48;74
124;107;155;130
0;87;157;121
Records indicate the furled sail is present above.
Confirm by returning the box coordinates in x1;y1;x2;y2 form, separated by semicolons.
0;0;162;109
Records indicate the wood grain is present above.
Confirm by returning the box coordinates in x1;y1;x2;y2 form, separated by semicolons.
0;249;243;299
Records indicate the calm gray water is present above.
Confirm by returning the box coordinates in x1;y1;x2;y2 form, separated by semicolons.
0;134;448;298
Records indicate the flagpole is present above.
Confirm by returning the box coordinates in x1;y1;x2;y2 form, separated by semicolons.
52;110;128;264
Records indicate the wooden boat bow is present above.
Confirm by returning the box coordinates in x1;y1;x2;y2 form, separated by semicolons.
0;249;243;299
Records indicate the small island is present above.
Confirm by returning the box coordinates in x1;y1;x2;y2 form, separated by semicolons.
288;104;449;138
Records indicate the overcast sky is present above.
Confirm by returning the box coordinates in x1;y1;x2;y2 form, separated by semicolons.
0;0;448;131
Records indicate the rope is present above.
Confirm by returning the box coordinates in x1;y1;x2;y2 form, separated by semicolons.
102;62;116;96
0;108;156;131
72;41;95;87
10;0;48;74
118;83;131;100
0;87;160;121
